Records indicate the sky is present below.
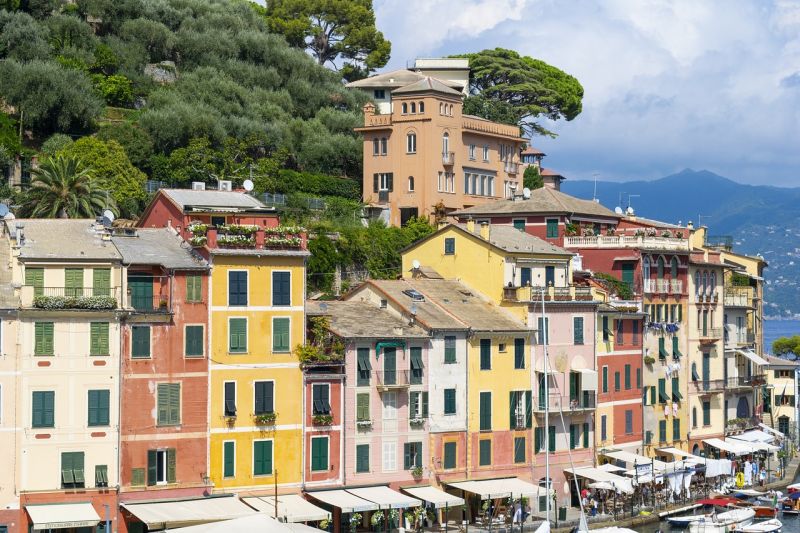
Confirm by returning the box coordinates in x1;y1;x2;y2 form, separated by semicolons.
373;0;800;186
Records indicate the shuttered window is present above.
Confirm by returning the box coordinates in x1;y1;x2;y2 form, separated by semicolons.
184;325;204;357
272;318;290;352
312;384;331;415
403;442;422;470
444;388;456;414
410;347;423;383
479;392;491;430
34;322;54;356
614;371;620;392
61;451;85;488
131;325;150;358
479;339;491;370
228;271;248;306
356;348;371;385
514;338;525;369
310;437;328;472
254;441;273;475
479;439;491;466
90;322;109;356
625;409;633;434
131;468;145;487
444;336;457;363
224;382;236;416
410;391;428;418
549;425;556;452
87;389;110;426
702;400;711;426
600;415;607;441
32;391;55;428
254;381;274;414
443;442;457;469
444;238;455;255
229;318;247;353
93;268;110;297
546;219;558;238
514;437;526;464
569;424;578;449
186;275;202;302
602;366;608;393
659;420;667;442
673;418;681;442
65;268;84;297
356;393;370;421
356;444;370;473
573;317;584;345
223;442;235;478
624;364;631;390
95;464;108;487
156;383;180;426
272;272;291;306
583;422;589;448
25;267;44;296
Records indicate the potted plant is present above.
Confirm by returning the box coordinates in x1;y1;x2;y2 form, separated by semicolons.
349;513;362;533
411;465;423;478
313;413;333;426
565;223;578;236
158;299;168;309
409;417;425;427
356;419;372;429
644;355;656;365
370;511;384;531
254;412;277;426
661;230;672;238
388;509;399;529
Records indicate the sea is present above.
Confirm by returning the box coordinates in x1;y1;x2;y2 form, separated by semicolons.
764;319;800;355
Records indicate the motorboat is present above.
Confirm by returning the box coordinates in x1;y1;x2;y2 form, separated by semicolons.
687;508;755;533
781;492;800;515
739;519;782;533
667;514;714;527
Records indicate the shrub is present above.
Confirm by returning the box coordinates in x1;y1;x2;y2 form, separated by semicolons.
33;295;117;309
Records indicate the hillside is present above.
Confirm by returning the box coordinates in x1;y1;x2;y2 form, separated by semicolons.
562;169;800;317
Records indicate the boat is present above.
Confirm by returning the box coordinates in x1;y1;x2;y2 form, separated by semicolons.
687;508;755;533
667;514;713;527
739;519;782;533
781;492;800;515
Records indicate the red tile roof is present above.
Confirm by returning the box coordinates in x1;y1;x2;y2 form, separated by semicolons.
522;146;545;155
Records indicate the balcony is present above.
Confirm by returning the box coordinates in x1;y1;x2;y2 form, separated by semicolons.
725;374;766;390
724;286;755;308
690;379;725;394
670;280;683;295
698;327;723;342
726;329;756;347
725;416;762;436
375;370;410;391
534;392;596;413
22;286;120;311
195;224;308;252
442;151;455;166
503;284;594;303
563;235;689;251
504;161;519;174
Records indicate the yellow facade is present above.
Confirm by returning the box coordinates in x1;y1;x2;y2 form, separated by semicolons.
208;254;306;490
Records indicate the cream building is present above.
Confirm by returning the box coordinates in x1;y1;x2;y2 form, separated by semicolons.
764;355;799;440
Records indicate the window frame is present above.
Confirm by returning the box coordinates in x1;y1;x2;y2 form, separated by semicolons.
271;316;291;353
355;443;370;473
223;380;237;417
444;237;455;255
131;324;151;359
406;132;417;154
271;271;292;307
185;274;203;303
311;436;329;472
184;324;205;358
89;321;110;356
253;380;275;415
312;383;331;415
228;317;248;354
87;389;110;427
253;439;274;476
443;388;457;415
32;390;55;428
223;440;236;478
227;270;248;307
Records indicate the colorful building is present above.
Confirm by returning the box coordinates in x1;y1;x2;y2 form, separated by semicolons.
764;355;800;439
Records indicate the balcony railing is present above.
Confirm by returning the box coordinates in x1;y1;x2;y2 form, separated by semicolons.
534;392;596;413
698;327;723;340
726;330;756;347
670;280;683;294
504;161;519;174
723;286;755;308
129;294;172;314
563;235;689;251
22;286;120;310
725;375;766;389
690;379;725;393
375;370;410;391
442;152;455;165
503;284;594;303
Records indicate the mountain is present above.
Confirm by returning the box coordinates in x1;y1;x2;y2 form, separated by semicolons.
561;169;800;318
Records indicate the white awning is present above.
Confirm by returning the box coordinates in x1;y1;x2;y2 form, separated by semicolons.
306;490;377;513
597;463;626;473
347;486;421;509
703;438;751;455
121;496;256;529
283;524;327;532
737;349;769;366
448;478;548;499
243;495;330;523
728;439;780;453
576;369;598;390
730;430;774;443
28;502;100;531
402;487;465;509
760;423;785;438
563;467;634;493
600;450;668;471
656;447;692;458
168;515;292;533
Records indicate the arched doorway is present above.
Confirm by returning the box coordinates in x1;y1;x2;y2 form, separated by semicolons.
736;396;750;419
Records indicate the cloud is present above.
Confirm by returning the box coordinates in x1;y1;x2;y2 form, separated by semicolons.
376;0;800;186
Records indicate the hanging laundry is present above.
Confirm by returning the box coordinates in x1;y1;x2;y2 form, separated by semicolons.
673;403;679;416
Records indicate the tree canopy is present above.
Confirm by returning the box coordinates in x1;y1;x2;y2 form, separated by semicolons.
262;0;390;81
523;165;543;190
773;336;800;359
457;48;584;137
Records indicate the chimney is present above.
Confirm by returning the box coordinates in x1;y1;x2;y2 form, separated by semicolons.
362;102;376;126
466;218;475;234
479;221;490;241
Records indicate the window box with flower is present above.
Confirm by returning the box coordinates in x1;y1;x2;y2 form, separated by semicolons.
217;234;255;248
254;412;277;426
313;414;333;426
356;419;372;429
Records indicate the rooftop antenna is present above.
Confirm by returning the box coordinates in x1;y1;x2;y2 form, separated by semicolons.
627;194;640;211
698;214;712;228
592;172;599;201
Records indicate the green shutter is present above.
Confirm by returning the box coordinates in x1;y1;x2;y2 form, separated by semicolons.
479;439;491;466
509;391;518;429
548;425;556;452
157;384;181;426
88;389;109;426
32;390;54;428
34;322;54;356
422;392;428;417
186;275;202;302
356;444;369;472
546;219;558;238
672;377;682;401
673;419;681;442
479;392;491;430
357;348;371;385
659;420;667;442
185;326;203;357
443;442;456;469
480;339;491;369
535;428;543;453
410;347;423;384
272;318;290;352
672;336;682;357
90;322;109;356
514;437;525;463
514;338;525;369
569;424;577;449
93;269;110;296
573;317;584;344
229;318;247;353
403;443;412;470
147;450;157;486
659;337;669;359
444;389;456;414
25;268;44;296
169;383;180;425
223;442;235;477
254;441;273;475
658;378;668;403
583;422;589;448
272;272;291;306
167;448;176;483
356;393;370;421
95;464;108;486
65;268;84;297
525;390;532;428
131;468;145;486
624;364;631;389
614;371;620;392
131;326;150;358
602;367;608;393
444;336;456;363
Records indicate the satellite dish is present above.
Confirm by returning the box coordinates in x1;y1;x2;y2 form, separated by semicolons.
412;259;421;270
4;212;14;220
0;203;8;217
103;210;115;222
522;187;531;199
243;179;254;192
626;206;634;215
614;206;623;215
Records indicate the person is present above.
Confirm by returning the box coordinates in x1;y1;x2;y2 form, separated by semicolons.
760;468;767;487
592;497;599;517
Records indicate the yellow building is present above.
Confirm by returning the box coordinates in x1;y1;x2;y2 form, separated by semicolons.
208;251;308;491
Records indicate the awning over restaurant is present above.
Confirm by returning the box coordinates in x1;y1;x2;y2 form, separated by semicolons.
597;463;626;473
305;490;378;513
563;467;634;494
728;438;779;453
736;349;769;366
448;478;548;499
575;368;598;390
168;514;292;532
121;495;256;530
600;450;668;471
703;438;751;455
760;424;785;438
347;486;421;510
402;486;465;509
27;502;100;531
657;447;692;458
730;430;774;443
243;495;330;523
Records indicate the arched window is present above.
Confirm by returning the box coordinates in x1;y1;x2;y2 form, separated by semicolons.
643;257;651;281
406;132;416;153
695;272;701;295
380;137;387;155
670;257;678;278
702;271;709;294
442;132;450;155
439;103;443;114
710;272;716;293
408;176;414;191
402;102;408;114
372;138;379;156
449;104;453;115
418;101;424;113
410;102;416;113
657;257;665;279
692;407;697;428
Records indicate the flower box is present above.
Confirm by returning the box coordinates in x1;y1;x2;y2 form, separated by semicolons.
189;236;207;247
254;412;277;425
312;414;333;426
409;417;425;427
217;235;255;248
356;419;372;429
33;295;117;310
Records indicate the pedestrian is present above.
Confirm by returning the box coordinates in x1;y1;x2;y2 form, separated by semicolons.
760;468;767;487
592;497;599;517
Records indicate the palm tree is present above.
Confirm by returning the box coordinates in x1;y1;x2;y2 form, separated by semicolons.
19;155;113;218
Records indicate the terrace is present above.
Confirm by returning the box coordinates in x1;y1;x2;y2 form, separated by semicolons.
188;223;307;251
503;284;594;303
21;286;120;311
534;392;596;413
564;235;689;251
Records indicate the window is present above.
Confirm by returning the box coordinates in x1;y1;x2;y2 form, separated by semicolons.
254;440;273;475
382;441;397;472
569;424;578;449
93;268;110;297
34;321;54;356
404;442;422;470
672;377;682;401
659;420;667;442
514;338;525;369
380;138;387;155
546;219;559;239
636;368;642;389
32;391;54;428
482;145;489;161
148;449;176;485
443;442;457;469
88;389;110;427
356;444;370;473
223;441;235;478
224;382;236;416
583;422;589;448
602;316;610;342
184;325;204;357
25;267;44;296
406;133;416;153
186;275;202;302
671;257;679;278
548;425;556;452
444;336;456;363
444;388;456;415
356;393;370;421
602;366;608;393
374;89;385;99
90;322;109;356
624;364;631;390
311;437;329;471
657;257;665;279
357;348;372;385
419;101;424;113
272;317;290;353
61;452;85;488
312;384;331;415
131;325;151;358
658;337;668;360
409;391;428;419
373;138;380;155
407;176;414;191
625;410;633;435
632;320;639;344
95;464;108;487
254;381;274;414
157;383;180;426
438;171;454;192
479;339;491;370
228;318;247;353
658;378;668;403
442;132;450;155
211;216;226;227
673;418;681;442
271;271;291;307
444;237;455;255
509;390;530;429
573;317;584;345
479;392;491;430
410;347;423;384
410;102;416;113
600;415;607;441
614;371;620;392
469;144;476;160
536;317;549;345
617;319;625;344
514;437;526;464
479;439;491;466
692;407;697;428
228;271;248;306
65;267;84;297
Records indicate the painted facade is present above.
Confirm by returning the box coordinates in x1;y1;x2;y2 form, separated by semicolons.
0;226;19;533
765;356;799;439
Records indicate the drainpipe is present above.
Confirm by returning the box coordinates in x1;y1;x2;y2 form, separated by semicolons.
116;264;126;532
